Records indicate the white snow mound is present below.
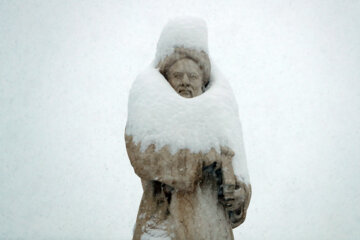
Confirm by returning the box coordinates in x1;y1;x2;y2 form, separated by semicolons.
126;17;249;182
125;64;249;182
155;16;208;66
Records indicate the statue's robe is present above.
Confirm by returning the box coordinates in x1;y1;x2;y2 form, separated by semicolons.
125;135;251;240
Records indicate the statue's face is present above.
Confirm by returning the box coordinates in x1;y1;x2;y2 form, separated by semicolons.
167;58;204;98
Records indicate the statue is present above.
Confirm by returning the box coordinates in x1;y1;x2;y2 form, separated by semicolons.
125;17;251;240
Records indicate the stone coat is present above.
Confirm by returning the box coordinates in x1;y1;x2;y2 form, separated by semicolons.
125;135;251;240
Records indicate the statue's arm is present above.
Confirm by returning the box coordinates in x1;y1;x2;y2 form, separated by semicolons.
125;134;202;191
217;146;251;228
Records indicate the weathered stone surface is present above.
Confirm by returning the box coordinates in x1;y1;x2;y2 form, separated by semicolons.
125;135;251;239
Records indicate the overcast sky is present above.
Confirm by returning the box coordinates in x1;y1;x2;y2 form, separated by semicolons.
1;0;360;239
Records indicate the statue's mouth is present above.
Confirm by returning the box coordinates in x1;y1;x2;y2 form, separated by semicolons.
178;89;192;97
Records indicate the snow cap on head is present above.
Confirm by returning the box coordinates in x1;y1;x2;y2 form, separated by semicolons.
155;16;209;64
156;17;211;86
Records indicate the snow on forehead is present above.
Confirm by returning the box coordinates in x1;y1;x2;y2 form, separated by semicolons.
155;17;208;64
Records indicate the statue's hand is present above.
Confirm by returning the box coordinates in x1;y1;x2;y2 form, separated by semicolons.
223;181;251;228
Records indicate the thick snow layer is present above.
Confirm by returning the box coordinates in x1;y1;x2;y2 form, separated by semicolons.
155;17;208;66
125;64;249;182
127;16;248;182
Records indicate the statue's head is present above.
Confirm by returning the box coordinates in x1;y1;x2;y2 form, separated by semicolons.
166;58;203;98
158;47;211;98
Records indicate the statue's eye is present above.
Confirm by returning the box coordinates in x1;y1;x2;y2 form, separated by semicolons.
189;73;198;79
173;72;183;79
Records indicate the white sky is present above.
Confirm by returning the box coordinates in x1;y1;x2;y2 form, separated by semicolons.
1;0;360;239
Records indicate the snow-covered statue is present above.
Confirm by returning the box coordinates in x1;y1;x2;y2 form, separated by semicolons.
125;17;251;240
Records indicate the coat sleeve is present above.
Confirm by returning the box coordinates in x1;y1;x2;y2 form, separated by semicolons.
218;146;251;228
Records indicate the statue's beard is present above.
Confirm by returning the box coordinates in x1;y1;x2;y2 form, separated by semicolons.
178;89;192;98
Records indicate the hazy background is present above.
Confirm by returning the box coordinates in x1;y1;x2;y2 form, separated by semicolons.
1;0;360;239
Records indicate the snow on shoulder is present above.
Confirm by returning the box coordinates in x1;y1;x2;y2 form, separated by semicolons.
126;17;249;182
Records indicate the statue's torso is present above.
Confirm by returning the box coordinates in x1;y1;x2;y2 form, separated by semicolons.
133;171;234;240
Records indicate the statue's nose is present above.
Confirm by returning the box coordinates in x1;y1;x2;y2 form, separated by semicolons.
182;74;190;85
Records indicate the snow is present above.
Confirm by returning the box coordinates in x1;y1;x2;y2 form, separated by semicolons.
1;0;360;239
126;63;249;182
140;220;172;240
155;17;208;66
127;16;249;181
141;230;172;240
125;17;249;180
